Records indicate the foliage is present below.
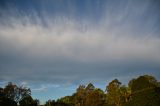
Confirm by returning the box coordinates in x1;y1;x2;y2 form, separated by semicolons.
125;86;160;106
125;75;160;106
85;88;105;106
19;95;39;106
3;82;31;103
0;82;36;106
0;75;160;106
129;75;158;92
75;85;86;106
105;79;122;106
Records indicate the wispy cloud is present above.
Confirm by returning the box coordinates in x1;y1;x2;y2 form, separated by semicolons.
0;15;159;63
32;86;47;92
0;0;160;102
0;0;160;86
32;84;60;92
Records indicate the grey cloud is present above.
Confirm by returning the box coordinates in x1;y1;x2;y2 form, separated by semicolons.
0;0;160;87
0;16;159;62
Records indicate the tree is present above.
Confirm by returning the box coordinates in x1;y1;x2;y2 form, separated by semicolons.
128;75;157;92
0;87;17;106
57;96;74;106
19;95;39;106
125;75;160;106
85;88;105;106
44;100;56;106
1;75;160;106
3;82;31;104
119;85;131;104
105;79;122;106
85;83;95;92
75;85;86;106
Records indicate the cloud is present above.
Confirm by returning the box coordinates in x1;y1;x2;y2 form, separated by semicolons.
0;0;160;86
32;86;47;92
0;15;159;63
31;84;60;92
21;81;28;86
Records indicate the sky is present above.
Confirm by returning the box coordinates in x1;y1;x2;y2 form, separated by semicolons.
0;0;160;104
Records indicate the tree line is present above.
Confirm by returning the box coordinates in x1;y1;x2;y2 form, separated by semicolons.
0;75;160;106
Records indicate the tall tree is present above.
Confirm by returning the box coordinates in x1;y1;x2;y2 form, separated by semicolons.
85;88;105;106
3;82;31;103
75;85;86;106
105;79;122;106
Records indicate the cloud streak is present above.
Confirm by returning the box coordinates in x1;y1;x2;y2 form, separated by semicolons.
32;84;60;92
0;14;159;63
0;1;160;101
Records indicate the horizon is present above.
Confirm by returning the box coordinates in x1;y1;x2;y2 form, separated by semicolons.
0;74;160;105
0;0;160;104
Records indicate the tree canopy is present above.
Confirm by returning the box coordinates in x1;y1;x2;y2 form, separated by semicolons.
0;74;160;106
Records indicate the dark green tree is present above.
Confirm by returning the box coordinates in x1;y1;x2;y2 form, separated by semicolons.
19;95;39;106
3;82;31;104
0;87;17;106
125;75;160;106
44;100;56;106
129;75;158;92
